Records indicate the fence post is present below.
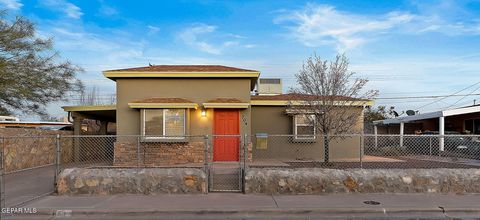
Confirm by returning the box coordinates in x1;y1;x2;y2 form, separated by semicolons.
136;136;141;169
243;134;248;172
359;135;363;169
54;134;61;193
0;137;4;220
203;135;209;194
135;136;141;194
429;136;432;156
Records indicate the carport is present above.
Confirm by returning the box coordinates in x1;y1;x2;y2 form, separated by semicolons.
373;105;480;151
62;105;116;135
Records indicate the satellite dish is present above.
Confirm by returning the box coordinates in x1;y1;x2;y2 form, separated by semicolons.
406;110;416;116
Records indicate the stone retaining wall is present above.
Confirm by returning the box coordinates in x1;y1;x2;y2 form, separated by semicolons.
57;168;207;195
245;168;480;194
0;128;73;172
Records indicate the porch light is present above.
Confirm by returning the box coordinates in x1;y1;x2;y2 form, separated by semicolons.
201;109;207;117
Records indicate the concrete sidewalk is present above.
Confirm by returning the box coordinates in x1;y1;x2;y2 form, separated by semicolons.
6;193;480;218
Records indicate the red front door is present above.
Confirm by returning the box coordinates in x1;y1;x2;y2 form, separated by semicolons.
213;109;240;161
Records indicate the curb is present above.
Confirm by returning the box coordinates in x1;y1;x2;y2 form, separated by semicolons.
14;207;480;217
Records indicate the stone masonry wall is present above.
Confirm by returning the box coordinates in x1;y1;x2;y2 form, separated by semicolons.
114;140;205;167
245;168;480;194
0;128;73;172
57;168;206;195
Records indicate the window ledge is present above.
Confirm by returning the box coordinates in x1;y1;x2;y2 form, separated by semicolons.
141;137;189;143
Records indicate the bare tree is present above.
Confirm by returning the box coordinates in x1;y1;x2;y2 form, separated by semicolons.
290;54;378;163
77;86;98;106
77;86;116;105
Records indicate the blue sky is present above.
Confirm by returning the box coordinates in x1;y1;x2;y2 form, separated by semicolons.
3;0;480;119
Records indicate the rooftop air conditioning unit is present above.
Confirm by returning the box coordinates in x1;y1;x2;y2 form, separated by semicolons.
258;78;282;95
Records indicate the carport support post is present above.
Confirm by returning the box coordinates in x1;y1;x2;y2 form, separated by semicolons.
439;116;445;152
400;122;404;148
72;114;84;162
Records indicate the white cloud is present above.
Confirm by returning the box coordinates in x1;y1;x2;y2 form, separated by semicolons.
179;24;222;54
0;0;22;9
42;0;83;19
275;4;414;50
350;56;480;112
178;23;255;55
243;44;257;48
275;1;480;50
99;4;118;16
147;25;160;35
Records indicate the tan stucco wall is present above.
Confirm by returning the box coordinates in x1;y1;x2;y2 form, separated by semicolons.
116;78;252;136
250;106;364;161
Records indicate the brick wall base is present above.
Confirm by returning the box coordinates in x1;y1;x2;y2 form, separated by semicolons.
114;140;205;167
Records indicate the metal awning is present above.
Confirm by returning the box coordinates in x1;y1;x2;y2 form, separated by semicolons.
374;105;480;125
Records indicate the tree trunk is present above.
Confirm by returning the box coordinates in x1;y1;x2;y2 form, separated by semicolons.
324;136;329;163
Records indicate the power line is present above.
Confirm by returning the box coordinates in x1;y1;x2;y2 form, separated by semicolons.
375;93;480;100
445;85;480;109
416;81;480;110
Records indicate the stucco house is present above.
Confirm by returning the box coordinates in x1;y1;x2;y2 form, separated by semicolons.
63;65;372;166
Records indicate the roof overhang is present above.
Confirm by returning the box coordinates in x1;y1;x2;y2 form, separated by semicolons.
103;71;260;78
285;108;323;114
61;105;117;122
374;105;480;125
62;105;116;112
103;71;260;90
128;103;198;109
250;100;374;106
203;102;250;109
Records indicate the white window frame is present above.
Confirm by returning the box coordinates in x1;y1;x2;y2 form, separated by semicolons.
142;109;186;140
293;114;316;140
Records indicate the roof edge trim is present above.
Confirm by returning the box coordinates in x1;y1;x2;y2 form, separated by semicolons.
62;105;116;112
128;103;198;109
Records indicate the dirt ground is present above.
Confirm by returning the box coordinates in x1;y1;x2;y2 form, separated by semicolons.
251;155;480;169
286;156;480;169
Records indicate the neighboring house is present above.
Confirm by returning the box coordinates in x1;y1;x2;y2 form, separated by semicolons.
0;115;71;129
373;105;480;150
373;105;480;135
62;65;372;166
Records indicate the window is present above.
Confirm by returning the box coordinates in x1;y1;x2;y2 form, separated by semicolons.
143;109;186;139
465;119;480;134
294;114;316;140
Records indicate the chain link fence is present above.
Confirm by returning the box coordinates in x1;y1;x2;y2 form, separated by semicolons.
1;133;480;215
58;135;209;169
364;134;480;169
248;134;480;169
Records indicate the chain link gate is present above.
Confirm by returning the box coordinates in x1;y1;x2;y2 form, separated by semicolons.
207;135;245;192
0;136;57;218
